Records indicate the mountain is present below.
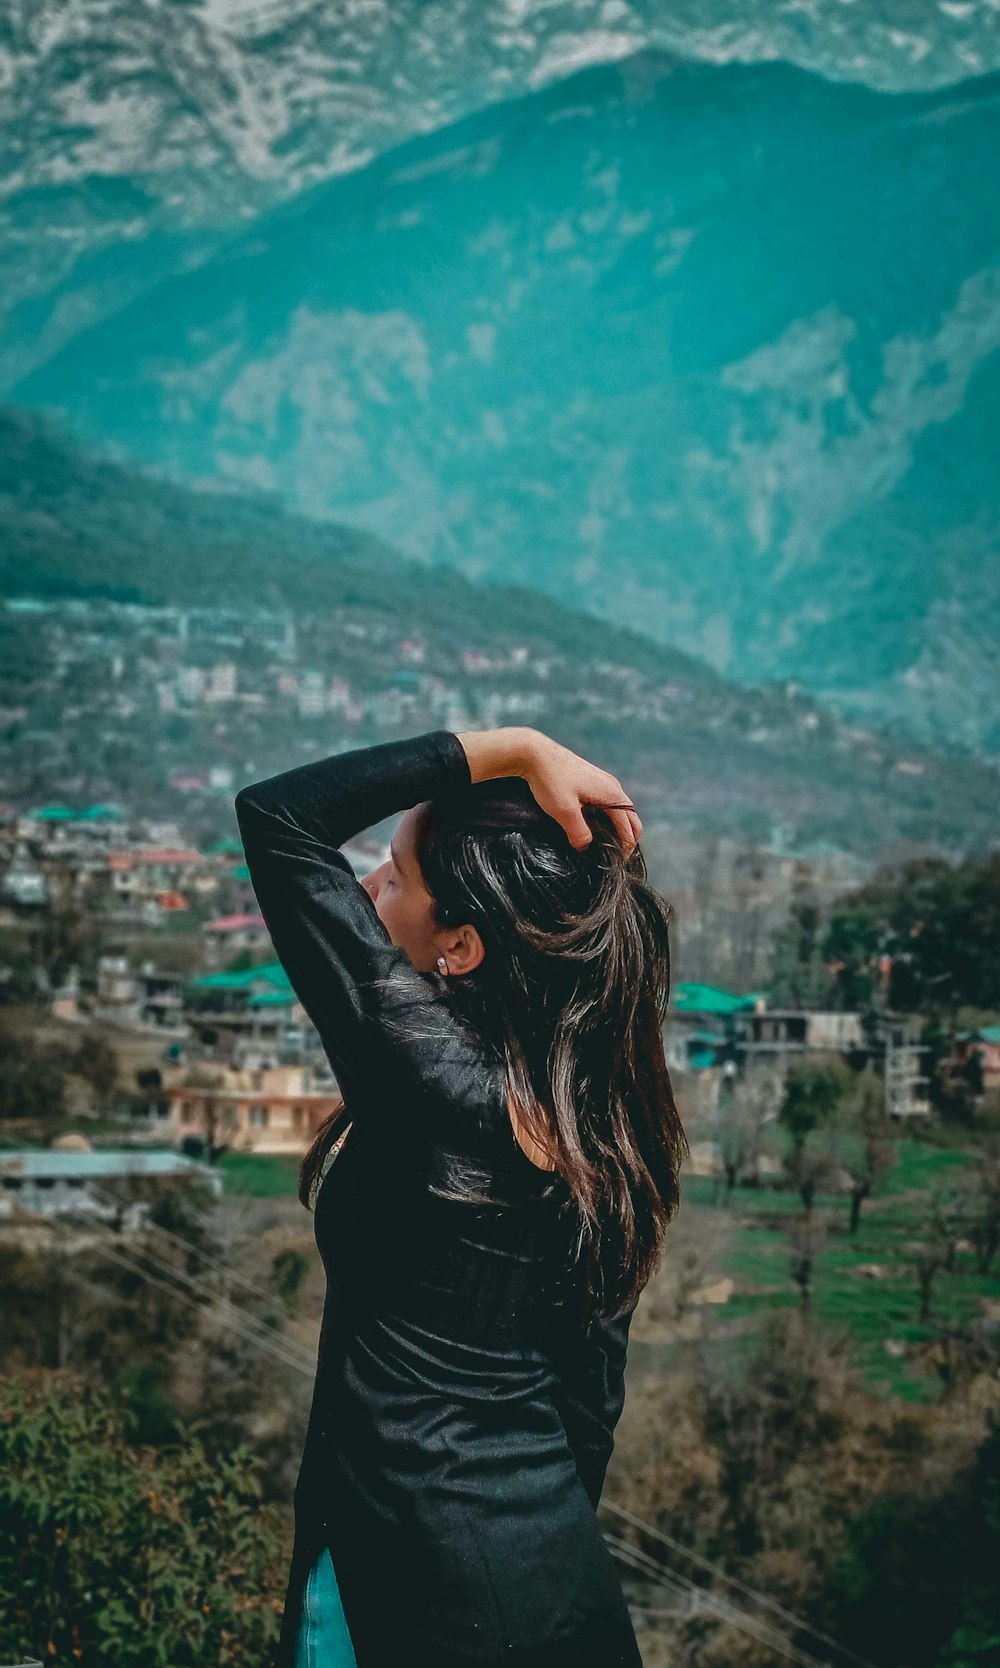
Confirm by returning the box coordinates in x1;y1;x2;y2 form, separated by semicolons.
3;1;998;385
1;405;998;860
15;53;1000;750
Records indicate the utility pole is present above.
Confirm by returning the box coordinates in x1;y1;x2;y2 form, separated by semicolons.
882;1022;930;1121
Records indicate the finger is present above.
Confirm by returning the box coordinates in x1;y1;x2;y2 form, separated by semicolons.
608;807;637;854
585;799;640;855
562;804;594;849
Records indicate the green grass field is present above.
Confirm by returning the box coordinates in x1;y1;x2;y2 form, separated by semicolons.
216;1150;303;1198
680;1140;995;1403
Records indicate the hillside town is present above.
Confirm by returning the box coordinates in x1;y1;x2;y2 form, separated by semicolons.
2;591;982;865
0;752;968;1234
5;577;997;1280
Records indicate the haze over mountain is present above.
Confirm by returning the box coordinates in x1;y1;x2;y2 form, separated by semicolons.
3;405;998;859
15;52;1000;752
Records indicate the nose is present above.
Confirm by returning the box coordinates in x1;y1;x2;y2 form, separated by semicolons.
362;862;386;902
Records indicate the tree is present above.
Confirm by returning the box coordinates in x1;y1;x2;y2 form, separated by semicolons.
929;1182;973;1273
0;1376;288;1668
824;906;886;1011
709;1064;782;1201
271;1247;309;1315
0;1024;70;1122
823;851;1000;1020
939;1415;1000;1666
26;898;93;995
788;1209;832;1315
177;1070;235;1163
779;1062;849;1150
911;1237;946;1325
72;1033;120;1108
769;871;838;1009
933;1045;986;1127
830;1070;895;1233
965;1140;1000;1276
779;1062;849;1212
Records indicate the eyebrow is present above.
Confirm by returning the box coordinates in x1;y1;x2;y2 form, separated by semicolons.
389;836;403;871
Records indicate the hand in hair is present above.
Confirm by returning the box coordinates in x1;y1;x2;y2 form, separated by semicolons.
455;727;641;855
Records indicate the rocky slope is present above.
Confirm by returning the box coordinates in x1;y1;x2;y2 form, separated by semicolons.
15;53;1000;750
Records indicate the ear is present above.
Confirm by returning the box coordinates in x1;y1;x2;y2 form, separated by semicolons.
442;922;486;975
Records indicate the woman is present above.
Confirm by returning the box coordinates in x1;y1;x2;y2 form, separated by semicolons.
234;724;688;1668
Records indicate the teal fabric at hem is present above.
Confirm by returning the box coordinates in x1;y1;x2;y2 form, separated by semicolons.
293;1543;359;1668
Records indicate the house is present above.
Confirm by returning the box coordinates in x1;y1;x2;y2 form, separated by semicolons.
0;1148;221;1224
202;911;271;965
94;957;190;1034
664;983;765;1076
107;846;212;914
1;860;48;906
952;1026;1000;1095
186;961;322;1062
166;1063;340;1155
732;1008;864;1058
17;803;129;857
876;1020;931;1120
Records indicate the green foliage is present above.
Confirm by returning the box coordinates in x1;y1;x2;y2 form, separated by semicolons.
827;852;1000;1017
768;875;839;1009
779;1061;851;1148
71;1033;119;1103
0;1024;69;1121
825;1414;1000;1668
0;1375;289;1667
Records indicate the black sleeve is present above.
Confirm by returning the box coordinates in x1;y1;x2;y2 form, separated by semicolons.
234;729;480;1113
551;1302;636;1512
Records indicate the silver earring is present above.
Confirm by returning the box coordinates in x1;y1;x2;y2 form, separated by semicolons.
437;955;448;973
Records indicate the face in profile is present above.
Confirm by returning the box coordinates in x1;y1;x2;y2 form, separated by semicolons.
361;803;484;977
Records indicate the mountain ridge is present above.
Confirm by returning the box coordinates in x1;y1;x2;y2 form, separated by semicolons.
1;403;997;861
15;52;1000;750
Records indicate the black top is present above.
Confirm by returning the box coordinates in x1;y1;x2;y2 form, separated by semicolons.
235;729;640;1666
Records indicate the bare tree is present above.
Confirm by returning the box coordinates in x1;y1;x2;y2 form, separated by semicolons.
928;1182;972;1273
632;1208;732;1342
709;1064;783;1202
788;1209;832;1316
965;1138;1000;1276
830;1069;896;1234
908;1238;946;1324
783;1134;840;1215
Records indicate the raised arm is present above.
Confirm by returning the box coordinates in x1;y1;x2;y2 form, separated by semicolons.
234;728;476;1109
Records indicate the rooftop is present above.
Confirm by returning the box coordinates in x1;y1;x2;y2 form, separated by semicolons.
190;961;290;993
204;912;267;933
673;982;765;1016
0;1150;216;1180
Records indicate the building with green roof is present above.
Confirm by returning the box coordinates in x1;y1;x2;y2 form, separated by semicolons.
673;983;764;1016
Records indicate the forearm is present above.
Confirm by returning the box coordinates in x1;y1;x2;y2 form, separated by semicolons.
552;1303;635;1511
236;728;472;854
454;726;542;786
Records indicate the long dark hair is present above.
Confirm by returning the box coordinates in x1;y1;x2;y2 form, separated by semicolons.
300;775;688;1326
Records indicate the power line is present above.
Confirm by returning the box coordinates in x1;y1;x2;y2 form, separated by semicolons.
602;1500;880;1668
62;1206;316;1372
57;1209;317;1381
86;1181;315;1324
605;1533;833;1668
69;1228;315;1382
